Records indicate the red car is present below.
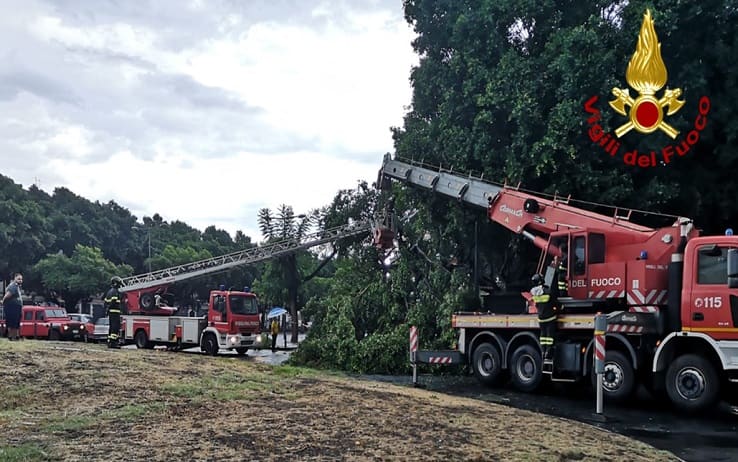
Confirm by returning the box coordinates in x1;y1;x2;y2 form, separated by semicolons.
68;313;96;342
20;306;86;340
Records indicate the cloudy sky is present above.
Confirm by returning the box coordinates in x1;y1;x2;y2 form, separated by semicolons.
0;0;418;240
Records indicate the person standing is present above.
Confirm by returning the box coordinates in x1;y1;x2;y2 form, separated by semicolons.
270;318;279;352
105;277;123;349
3;273;24;341
556;243;569;297
531;273;559;361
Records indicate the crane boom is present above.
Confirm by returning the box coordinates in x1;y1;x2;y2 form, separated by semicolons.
120;221;371;293
378;154;671;256
380;154;501;209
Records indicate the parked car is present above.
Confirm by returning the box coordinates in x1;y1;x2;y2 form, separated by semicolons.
20;306;85;340
68;314;95;342
92;317;109;343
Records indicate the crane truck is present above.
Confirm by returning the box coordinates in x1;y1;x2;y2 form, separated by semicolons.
117;220;372;355
376;153;738;413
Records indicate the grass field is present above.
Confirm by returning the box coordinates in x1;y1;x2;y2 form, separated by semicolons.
0;340;678;461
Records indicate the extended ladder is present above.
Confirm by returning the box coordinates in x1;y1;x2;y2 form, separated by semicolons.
120;220;373;293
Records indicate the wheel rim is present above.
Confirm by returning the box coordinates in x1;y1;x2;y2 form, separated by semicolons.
603;362;624;392
478;352;496;377
675;367;706;401
516;353;537;383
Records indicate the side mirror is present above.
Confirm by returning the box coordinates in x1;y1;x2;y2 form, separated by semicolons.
729;277;738;289
728;248;738;278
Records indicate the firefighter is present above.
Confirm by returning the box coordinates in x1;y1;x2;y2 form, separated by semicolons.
531;273;559;361
556;243;569;297
105;276;124;349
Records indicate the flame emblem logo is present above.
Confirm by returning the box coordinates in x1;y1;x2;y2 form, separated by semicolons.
609;10;684;139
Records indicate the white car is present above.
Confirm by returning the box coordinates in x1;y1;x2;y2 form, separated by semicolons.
92;317;110;343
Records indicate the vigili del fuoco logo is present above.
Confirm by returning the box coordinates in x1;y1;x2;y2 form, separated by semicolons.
583;10;711;168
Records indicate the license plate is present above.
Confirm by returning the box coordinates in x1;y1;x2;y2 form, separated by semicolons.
72;330;78;334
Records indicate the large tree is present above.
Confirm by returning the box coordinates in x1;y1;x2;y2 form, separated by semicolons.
293;1;738;373
394;0;738;282
33;245;134;308
255;205;321;343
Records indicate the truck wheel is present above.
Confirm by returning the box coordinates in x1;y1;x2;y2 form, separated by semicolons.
49;330;60;341
509;344;543;392
235;348;248;356
471;342;503;386
592;350;635;402
139;293;155;311
135;330;151;349
666;354;720;413
202;334;219;356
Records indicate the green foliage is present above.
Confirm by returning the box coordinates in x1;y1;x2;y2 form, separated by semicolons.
397;0;738;231
0;174;259;304
295;1;738;375
253;205;323;342
0;443;50;462
148;244;213;271
33;245;134;307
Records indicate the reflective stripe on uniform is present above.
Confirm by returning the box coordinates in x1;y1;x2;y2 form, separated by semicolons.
109;309;121;314
104;297;120;302
540;336;555;345
538;315;557;323
558;263;568;290
531;294;551;303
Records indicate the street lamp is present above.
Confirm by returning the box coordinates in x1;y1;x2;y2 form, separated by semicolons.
132;225;152;273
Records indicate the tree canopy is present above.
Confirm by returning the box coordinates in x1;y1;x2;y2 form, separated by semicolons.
292;0;738;373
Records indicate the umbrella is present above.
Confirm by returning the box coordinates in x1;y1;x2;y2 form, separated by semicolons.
267;307;288;319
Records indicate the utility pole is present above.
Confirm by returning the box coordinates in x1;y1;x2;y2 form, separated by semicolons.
146;228;151;273
132;225;152;273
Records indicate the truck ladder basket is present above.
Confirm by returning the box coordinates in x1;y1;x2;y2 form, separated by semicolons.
120;220;372;292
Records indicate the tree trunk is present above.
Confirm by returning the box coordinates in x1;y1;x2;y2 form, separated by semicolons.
286;254;300;343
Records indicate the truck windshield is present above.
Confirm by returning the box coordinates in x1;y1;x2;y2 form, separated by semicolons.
46;309;68;318
229;296;258;315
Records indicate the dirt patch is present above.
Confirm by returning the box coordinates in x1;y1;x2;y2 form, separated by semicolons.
0;341;677;461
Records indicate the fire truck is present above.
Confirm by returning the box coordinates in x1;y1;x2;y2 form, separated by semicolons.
117;220;372;355
376;154;738;413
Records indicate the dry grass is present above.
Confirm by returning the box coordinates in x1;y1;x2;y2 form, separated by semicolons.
0;340;678;461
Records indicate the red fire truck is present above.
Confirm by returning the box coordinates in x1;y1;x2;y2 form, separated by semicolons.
376;154;738;413
116;220;373;355
121;288;260;355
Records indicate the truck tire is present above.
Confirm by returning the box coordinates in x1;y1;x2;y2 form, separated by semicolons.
592;350;635;402
666;354;720;413
202;334;219;356
235;348;248;356
509;344;543;392
135;330;151;349
139;293;155;311
49;330;61;341
471;342;503;386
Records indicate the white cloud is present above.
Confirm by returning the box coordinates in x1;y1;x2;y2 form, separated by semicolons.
43;148;381;239
0;0;418;243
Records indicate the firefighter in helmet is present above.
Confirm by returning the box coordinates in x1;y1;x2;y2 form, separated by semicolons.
105;276;124;349
556;243;569;297
531;273;559;361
